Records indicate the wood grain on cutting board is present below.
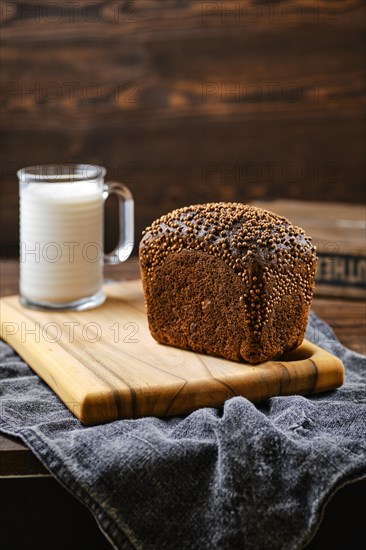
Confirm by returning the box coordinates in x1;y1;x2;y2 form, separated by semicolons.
0;280;344;425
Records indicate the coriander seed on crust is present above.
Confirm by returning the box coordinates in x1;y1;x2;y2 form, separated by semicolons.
139;203;317;364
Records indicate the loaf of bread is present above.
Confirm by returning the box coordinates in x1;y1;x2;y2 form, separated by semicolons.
139;203;317;364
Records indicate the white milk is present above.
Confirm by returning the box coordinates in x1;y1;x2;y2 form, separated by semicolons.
20;181;104;304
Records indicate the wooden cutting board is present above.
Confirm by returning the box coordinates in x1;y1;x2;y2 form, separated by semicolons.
0;280;344;425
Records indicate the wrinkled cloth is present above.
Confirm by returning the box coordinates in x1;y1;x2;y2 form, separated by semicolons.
0;311;365;550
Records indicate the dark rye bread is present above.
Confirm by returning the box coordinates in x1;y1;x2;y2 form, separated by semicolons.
139;203;317;364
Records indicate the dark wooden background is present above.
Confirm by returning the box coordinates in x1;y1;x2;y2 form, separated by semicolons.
1;0;365;256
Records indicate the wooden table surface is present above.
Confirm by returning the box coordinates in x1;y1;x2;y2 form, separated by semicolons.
2;1;365;256
1;258;365;476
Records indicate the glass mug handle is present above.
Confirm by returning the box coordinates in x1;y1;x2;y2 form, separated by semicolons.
103;182;134;265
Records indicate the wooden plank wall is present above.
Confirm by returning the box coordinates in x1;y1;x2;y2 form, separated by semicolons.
1;0;365;256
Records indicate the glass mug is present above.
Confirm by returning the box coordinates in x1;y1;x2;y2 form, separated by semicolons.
18;164;134;311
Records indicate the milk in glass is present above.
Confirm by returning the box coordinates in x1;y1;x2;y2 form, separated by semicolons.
20;180;103;303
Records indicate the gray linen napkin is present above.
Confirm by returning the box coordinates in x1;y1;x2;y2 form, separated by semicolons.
0;311;365;550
